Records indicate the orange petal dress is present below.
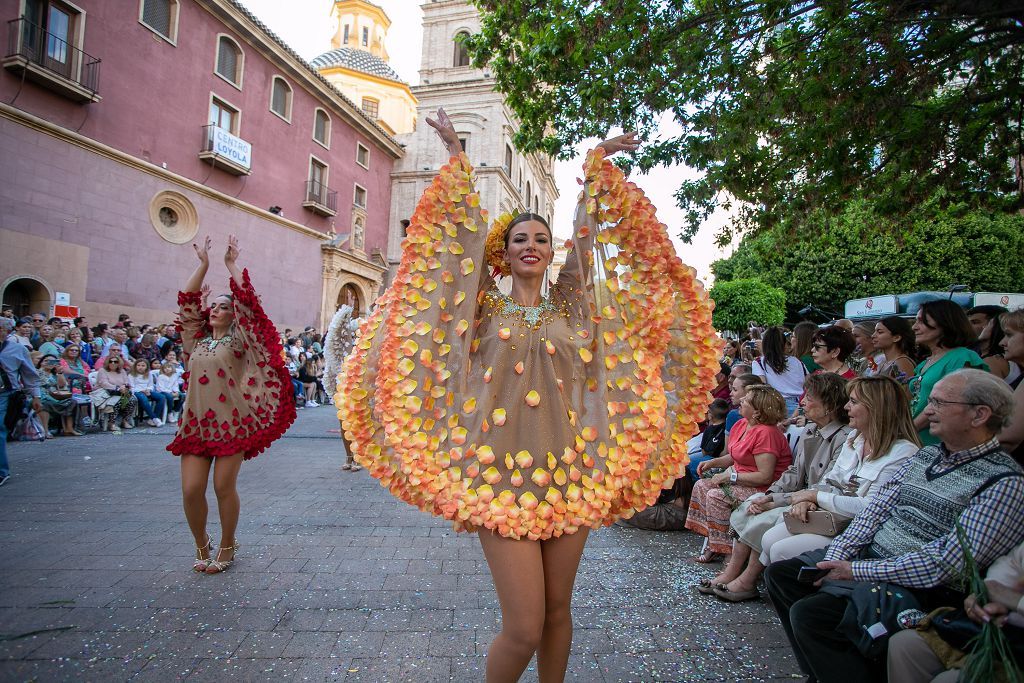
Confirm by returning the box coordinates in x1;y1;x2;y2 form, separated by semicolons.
338;150;718;540
168;269;296;460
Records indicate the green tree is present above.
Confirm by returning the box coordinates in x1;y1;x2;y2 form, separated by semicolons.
709;278;786;333
712;196;1024;318
468;1;1024;243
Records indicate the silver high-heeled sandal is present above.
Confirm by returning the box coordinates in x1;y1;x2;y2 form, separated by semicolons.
205;542;240;574
193;535;213;572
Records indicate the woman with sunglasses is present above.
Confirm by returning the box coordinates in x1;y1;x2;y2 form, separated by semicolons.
92;354;138;433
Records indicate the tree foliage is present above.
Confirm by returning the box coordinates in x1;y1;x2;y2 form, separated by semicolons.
708;278;787;333
711;195;1024;319
468;1;1024;243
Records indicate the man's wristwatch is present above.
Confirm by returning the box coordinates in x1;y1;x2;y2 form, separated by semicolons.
729;471;738;483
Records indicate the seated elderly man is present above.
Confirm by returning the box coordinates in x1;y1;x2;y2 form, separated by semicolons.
764;369;1024;683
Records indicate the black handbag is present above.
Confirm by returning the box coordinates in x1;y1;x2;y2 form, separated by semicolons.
931;608;1024;664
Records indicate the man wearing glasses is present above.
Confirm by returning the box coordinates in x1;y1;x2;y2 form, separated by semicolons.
763;369;1023;683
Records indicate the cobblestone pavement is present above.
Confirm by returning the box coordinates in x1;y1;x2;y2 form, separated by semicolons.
0;407;801;682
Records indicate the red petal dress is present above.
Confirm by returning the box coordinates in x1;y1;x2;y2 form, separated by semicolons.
339;150;719;540
168;269;296;460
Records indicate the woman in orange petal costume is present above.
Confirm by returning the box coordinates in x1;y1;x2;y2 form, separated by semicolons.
338;109;718;682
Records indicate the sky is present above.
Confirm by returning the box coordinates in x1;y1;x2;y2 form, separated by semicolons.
239;0;735;283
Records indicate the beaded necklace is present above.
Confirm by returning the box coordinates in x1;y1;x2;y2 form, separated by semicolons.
199;334;233;351
497;293;557;328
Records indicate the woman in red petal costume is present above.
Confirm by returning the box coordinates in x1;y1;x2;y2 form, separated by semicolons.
169;235;295;573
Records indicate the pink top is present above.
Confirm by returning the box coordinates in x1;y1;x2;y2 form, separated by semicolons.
727;418;793;491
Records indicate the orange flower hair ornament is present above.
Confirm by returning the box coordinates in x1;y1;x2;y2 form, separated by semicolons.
484;211;515;278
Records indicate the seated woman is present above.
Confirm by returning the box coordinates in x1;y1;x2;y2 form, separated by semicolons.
59;342;91;389
851;322;883;376
36;354;81;437
37;326;64;359
977;313;1016;382
910;299;989;445
809;326;857;379
298;353;323;406
91;355;138;433
759;375;920;565
128;358;165;427
700;373;853;600
871;316;917;384
65;327;93;367
724;373;763;435
685;385;792;563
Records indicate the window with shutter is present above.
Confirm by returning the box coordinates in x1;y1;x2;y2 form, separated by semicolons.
314;110;330;146
216;37;241;85
270;77;290;119
141;0;173;40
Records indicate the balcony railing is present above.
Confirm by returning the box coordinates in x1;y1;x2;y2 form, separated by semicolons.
303;179;338;217
4;17;100;101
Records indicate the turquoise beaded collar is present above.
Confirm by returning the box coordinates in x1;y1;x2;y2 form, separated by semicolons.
496;293;556;327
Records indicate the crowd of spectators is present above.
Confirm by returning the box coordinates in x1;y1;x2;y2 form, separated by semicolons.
0;305;352;445
656;303;1024;681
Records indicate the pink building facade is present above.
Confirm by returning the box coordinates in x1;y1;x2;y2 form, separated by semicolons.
0;0;402;330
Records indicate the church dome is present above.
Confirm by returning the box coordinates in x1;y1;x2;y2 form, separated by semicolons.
311;47;404;84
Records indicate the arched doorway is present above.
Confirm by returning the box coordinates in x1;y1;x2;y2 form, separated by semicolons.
1;276;52;319
337;283;362;317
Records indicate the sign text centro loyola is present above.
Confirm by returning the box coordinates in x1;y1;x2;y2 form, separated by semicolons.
212;127;252;170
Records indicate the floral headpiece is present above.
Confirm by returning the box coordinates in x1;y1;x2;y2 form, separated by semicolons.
484;211;516;278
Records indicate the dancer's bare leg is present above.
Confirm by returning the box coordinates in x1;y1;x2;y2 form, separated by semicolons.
479;531;545;682
537;528;589;683
211;452;243;559
180;454;213;548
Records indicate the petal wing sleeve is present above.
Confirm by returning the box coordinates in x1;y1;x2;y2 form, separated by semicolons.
338;153;491;513
227;269;297;456
552;149;720;522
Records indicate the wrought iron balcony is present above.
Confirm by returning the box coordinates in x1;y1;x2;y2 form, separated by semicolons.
303;180;337;217
3;17;100;102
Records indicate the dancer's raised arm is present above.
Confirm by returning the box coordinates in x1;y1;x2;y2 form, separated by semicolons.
183;236;211;293
426;107;464;159
224;234;244;288
595;131;640;156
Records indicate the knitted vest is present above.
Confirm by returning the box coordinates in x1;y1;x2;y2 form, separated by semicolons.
869;444;1022;560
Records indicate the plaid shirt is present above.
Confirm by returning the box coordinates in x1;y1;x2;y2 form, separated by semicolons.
824;438;1024;588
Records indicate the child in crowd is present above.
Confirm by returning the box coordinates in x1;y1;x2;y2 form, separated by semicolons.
128;358;165;427
155;360;183;424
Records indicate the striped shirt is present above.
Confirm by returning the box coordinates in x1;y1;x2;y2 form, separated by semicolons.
824;438;1024;588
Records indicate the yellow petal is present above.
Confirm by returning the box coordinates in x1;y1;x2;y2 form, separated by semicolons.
545;340;556;355
514;450;534;468
460;258;475;276
525;390;540;407
491;408;507;426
